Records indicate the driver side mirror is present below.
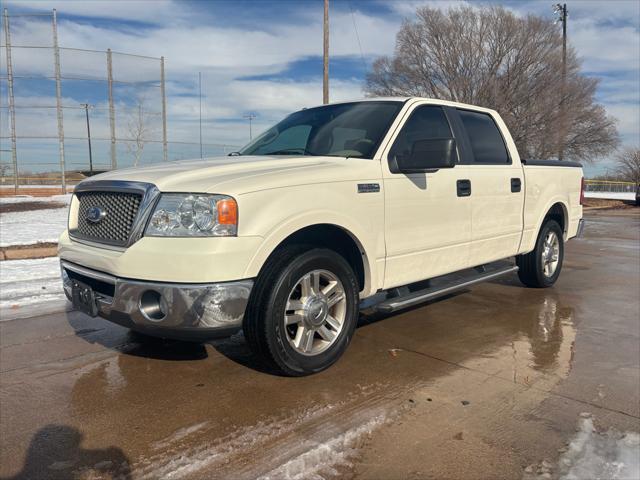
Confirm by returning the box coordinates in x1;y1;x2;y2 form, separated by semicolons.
392;138;457;173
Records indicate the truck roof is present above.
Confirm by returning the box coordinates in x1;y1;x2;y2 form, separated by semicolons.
312;96;498;116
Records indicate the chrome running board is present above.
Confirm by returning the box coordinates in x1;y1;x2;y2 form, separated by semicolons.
374;264;519;314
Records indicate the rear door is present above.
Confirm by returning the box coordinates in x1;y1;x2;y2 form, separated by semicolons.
451;108;525;266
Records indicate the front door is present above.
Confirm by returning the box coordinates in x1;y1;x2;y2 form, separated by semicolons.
381;103;472;290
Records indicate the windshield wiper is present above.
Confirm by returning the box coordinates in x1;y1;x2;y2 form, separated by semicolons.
262;148;315;156
227;151;241;156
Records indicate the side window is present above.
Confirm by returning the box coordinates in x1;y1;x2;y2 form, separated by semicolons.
457;110;510;164
253;125;312;154
388;106;454;163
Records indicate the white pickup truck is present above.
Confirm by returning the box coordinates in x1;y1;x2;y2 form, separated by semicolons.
59;97;584;375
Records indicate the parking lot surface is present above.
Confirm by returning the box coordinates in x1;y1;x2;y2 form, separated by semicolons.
1;210;639;479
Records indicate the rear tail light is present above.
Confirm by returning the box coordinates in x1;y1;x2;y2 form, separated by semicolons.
580;177;585;205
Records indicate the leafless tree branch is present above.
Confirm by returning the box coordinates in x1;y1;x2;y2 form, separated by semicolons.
365;5;619;163
614;147;640;184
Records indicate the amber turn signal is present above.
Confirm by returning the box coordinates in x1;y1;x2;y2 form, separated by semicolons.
217;198;238;225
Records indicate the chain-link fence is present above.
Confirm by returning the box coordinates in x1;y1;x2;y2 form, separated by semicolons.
0;9;238;193
584;180;638;193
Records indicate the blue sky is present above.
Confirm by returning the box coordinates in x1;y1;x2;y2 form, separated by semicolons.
1;0;638;176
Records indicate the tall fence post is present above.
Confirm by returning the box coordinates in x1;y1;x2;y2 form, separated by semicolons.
160;56;168;162
107;48;117;169
3;9;18;193
51;9;66;193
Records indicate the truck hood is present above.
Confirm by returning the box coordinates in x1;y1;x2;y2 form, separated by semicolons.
82;155;381;195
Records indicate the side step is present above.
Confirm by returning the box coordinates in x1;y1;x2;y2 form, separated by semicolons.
374;265;519;314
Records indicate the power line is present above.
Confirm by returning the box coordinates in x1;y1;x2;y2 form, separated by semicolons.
349;2;367;73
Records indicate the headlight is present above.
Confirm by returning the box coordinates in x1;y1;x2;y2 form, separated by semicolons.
145;194;237;237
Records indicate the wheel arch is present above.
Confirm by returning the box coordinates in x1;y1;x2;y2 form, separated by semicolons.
520;199;570;255
542;201;568;238
244;222;376;297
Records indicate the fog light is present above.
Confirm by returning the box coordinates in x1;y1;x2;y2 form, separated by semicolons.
139;290;166;321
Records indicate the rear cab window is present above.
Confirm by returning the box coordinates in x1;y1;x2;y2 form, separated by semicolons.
457;109;510;164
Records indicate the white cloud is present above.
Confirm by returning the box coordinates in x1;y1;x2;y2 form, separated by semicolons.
4;0;182;24
607;104;640;143
570;19;640;73
1;0;637;174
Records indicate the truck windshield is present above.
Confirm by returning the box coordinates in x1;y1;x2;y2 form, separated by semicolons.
238;101;403;159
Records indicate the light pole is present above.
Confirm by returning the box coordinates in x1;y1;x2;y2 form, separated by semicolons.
80;103;94;175
323;0;329;104
199;71;203;158
243;113;257;140
553;3;568;161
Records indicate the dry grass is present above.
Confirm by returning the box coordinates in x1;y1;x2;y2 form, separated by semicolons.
0;201;67;214
582;198;635;210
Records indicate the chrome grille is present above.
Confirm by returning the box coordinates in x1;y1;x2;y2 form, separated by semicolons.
73;191;142;246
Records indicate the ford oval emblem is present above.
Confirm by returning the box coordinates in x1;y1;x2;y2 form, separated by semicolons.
86;206;106;224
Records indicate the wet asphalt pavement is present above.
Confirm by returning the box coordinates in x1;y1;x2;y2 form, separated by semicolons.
1;210;639;480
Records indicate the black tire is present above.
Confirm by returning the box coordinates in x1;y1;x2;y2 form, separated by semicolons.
243;245;359;376
516;219;564;288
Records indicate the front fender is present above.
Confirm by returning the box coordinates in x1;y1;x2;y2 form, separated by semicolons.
237;184;385;297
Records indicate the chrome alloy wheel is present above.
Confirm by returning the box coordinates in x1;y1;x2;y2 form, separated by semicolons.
284;269;347;356
541;231;560;278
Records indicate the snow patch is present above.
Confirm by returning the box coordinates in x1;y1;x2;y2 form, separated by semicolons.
151;422;210;451
0;257;65;316
524;414;640;480
584;191;636;201
133;399;393;480
257;410;389;480
0;194;71;246
134;406;332;480
559;417;639;480
1;207;69;247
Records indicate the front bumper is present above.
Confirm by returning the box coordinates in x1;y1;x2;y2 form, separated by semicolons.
61;260;253;340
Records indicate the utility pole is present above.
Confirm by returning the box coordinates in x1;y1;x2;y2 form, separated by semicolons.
107;49;117;169
554;3;568;161
243;113;257;140
80;104;94;175
199;71;203;158
52;9;66;193
323;0;329;104
160;56;168;162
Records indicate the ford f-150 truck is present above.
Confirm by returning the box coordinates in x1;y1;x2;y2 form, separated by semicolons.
59;97;585;376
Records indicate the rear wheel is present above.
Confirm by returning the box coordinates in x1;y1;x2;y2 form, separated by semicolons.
516;219;564;288
243;246;359;376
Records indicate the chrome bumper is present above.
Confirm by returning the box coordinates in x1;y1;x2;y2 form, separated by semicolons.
576;219;585;238
60;260;253;339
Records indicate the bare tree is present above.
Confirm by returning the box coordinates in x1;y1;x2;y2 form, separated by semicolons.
614;147;640;184
365;5;619;163
125;97;155;167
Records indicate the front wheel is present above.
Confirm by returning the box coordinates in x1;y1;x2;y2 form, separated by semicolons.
243;246;359;376
516;219;564;288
